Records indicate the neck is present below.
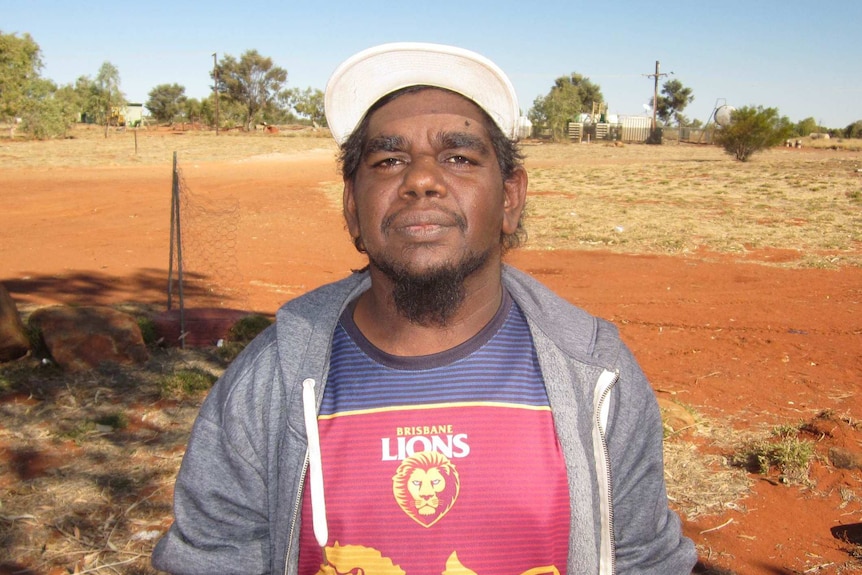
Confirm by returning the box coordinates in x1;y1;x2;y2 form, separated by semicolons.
353;260;505;356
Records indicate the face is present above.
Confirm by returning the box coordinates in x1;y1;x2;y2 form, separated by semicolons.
408;467;445;516
343;89;526;280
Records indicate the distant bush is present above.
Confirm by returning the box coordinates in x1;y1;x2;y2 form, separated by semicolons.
714;106;794;161
844;120;862;139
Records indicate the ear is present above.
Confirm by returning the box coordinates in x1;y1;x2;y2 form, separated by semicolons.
501;166;527;235
343;177;361;240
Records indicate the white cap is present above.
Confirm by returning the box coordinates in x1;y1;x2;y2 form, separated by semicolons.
324;42;521;145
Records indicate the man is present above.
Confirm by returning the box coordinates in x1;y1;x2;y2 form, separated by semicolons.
152;43;697;575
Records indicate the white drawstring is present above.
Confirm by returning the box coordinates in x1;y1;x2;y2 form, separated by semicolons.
301;378;329;557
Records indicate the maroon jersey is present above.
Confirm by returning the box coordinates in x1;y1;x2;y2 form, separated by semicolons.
298;299;570;575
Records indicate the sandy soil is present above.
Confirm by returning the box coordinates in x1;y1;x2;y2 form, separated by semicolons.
1;141;861;574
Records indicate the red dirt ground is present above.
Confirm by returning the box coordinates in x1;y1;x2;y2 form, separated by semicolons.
1;152;860;574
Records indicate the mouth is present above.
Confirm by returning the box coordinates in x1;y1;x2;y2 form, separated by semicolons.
383;210;465;239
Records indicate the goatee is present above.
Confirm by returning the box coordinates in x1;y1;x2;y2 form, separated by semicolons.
370;249;492;327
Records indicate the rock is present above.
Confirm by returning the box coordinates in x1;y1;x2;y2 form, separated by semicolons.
0;283;30;362
28;305;149;371
829;447;862;470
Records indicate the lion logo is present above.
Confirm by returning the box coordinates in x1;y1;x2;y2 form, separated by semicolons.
392;450;460;527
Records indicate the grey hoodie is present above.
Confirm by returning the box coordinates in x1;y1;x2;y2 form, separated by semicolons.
152;266;697;574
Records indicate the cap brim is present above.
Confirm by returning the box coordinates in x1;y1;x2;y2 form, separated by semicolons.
325;42;520;145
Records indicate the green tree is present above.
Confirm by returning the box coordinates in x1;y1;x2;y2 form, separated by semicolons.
215;50;287;131
196;97;215;127
93;61;125;136
146;83;187;124
182;97;202;125
844;120;862;139
794;117;818;137
72;75;98;122
714;106;794;161
654;79;694;126
0;32;78;139
267;91;298;124
17;78;79;139
529;73;603;141
0;31;43;129
282;86;326;126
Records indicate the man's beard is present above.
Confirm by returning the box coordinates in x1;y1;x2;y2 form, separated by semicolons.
369;248;493;327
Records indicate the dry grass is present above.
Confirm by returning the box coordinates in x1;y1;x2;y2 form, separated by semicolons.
522;141;862;269
0;123;337;168
664;439;753;521
0;347;225;574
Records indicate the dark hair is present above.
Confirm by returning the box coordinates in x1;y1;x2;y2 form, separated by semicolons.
338;85;526;252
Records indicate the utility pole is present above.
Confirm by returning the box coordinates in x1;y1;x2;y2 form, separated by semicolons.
643;60;670;129
212;53;219;136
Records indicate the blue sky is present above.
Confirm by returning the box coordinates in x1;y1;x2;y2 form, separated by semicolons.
4;0;860;129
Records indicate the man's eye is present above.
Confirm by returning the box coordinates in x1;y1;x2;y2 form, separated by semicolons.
445;155;474;165
374;157;402;168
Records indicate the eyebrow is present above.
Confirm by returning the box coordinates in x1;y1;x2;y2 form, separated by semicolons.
435;131;491;155
362;131;491;157
364;135;408;155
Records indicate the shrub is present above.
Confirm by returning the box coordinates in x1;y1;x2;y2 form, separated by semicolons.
731;424;815;484
159;368;217;399
228;314;272;343
217;314;273;361
136;316;159;346
714;106;794;161
94;411;129;430
25;323;50;358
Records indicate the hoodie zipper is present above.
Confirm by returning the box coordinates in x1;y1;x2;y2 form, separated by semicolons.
284;455;309;575
594;369;619;575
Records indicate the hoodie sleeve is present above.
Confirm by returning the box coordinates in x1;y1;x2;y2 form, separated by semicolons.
607;344;697;574
151;342;277;575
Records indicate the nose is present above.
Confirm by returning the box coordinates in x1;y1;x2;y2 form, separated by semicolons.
400;157;447;199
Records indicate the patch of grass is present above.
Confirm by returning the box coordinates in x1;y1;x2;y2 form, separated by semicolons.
0;358;62;395
60;420;98;443
731;424;816;484
94;411;129;430
214;313;273;362
662;409;753;520
0;369;16;394
57;411;129;442
228;314;272;343
158;367;217;399
25;323;50;358
137;316;159;346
